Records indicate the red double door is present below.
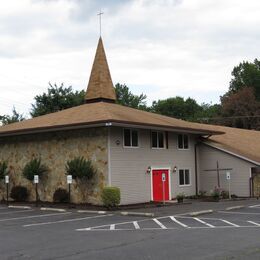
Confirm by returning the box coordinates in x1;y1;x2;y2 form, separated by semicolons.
152;169;170;201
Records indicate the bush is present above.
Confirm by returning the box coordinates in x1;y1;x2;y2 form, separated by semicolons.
10;186;29;202
211;187;221;200
53;188;69;203
65;157;96;180
221;190;229;199
22;158;48;181
0;161;9;180
101;187;121;208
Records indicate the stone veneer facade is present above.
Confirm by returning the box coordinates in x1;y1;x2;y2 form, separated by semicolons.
0;127;108;204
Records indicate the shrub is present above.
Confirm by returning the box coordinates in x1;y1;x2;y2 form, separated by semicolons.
221;190;229;199
53;188;69;203
65;157;96;180
198;190;207;198
22;158;48;181
10;186;29;202
101;187;121;208
211;187;221;200
0;161;9;180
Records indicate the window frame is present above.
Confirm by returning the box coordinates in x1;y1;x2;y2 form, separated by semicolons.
123;128;139;148
151;131;166;149
178;168;191;187
177;134;190;150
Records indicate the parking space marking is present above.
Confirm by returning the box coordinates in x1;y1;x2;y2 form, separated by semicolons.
221;219;240;227
133;221;140;229
249;204;260;208
110;224;115;230
170;216;189;228
0;212;71;222
0;209;34;215
219;211;260;215
153;218;167;229
247;221;260;227
24;213;113;227
193;217;215;228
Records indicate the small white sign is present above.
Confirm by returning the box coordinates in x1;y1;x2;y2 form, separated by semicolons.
226;171;231;180
34;175;39;184
67;175;72;184
5;175;9;184
162;173;166;182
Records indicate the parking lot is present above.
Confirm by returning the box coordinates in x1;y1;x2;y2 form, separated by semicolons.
0;201;260;259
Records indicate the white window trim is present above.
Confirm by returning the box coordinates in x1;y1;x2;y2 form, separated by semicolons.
178;168;192;187
123;128;140;148
151;131;166;149
150;167;172;201
177;134;190;150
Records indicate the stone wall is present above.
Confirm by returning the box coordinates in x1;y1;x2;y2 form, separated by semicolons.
0;127;108;204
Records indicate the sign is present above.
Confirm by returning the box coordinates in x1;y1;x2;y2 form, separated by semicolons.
162;173;166;182
67;175;72;184
226;171;231;180
5;175;9;184
34;175;39;184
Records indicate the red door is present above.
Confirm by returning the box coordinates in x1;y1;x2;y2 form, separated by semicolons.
152;169;170;201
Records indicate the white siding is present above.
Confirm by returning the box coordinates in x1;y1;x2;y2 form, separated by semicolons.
109;127;197;204
199;144;256;197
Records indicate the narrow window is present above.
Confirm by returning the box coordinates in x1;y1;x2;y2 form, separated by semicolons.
151;131;165;148
178;134;189;149
124;129;138;147
179;169;190;186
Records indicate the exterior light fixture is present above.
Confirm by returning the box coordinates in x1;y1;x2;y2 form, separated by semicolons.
115;140;120;145
173;166;177;173
146;166;151;174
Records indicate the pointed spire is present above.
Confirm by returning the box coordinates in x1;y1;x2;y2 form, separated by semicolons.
85;37;116;103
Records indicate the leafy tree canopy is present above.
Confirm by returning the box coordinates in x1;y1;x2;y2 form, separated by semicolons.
115;83;147;110
229;59;260;100
30;83;85;117
0;107;25;125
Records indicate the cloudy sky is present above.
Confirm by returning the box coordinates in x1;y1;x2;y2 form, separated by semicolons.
0;0;259;117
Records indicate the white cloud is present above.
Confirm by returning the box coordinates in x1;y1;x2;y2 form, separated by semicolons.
0;0;259;115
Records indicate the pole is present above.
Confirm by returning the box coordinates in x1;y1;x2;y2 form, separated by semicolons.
228;179;231;200
6;183;9;206
35;183;38;207
69;183;71;204
162;178;165;205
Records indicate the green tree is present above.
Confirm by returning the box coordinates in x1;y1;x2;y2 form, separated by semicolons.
30;83;85;117
115;83;147;110
0;107;25;125
229;59;260;100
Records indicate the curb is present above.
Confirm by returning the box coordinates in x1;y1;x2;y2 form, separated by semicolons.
120;211;155;217
189;210;213;217
77;210;107;214
225;205;245;211
40;207;67;212
8;205;31;209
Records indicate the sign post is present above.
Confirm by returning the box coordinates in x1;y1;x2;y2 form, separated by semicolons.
162;173;166;205
34;175;39;207
67;175;72;204
226;171;231;199
5;175;9;205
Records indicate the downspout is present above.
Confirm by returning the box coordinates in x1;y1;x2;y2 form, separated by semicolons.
194;142;199;196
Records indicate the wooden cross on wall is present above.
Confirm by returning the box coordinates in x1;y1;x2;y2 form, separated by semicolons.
204;161;232;187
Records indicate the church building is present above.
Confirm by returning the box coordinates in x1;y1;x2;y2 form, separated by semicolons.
0;37;259;204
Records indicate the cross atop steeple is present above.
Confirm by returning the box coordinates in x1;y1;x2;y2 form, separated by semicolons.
97;10;104;37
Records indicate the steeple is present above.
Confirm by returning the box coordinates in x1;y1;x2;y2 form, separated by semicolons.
85;37;116;103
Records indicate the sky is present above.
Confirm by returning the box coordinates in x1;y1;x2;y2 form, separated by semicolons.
0;0;259;117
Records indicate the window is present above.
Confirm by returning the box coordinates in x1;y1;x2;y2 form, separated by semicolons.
178;134;189;149
123;129;139;147
179;169;190;186
151;131;165;148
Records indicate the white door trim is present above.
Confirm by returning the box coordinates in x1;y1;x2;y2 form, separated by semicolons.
150;167;171;201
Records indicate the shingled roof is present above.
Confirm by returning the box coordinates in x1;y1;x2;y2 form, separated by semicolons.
202;125;260;164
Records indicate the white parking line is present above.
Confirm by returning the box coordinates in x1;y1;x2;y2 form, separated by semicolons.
153;218;167;229
0;212;71;222
133;221;140;229
24;214;113;227
249;204;260;208
221;219;240;227
247;221;260;227
170;216;189;228
219;211;260;215
0;209;34;215
194;217;215;228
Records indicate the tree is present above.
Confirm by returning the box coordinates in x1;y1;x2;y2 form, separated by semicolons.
115;83;147;110
229;59;260;100
30;83;85;117
220;87;260;129
151;96;202;121
0;107;25;125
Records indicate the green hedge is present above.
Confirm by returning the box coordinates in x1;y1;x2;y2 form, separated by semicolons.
101;187;120;208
